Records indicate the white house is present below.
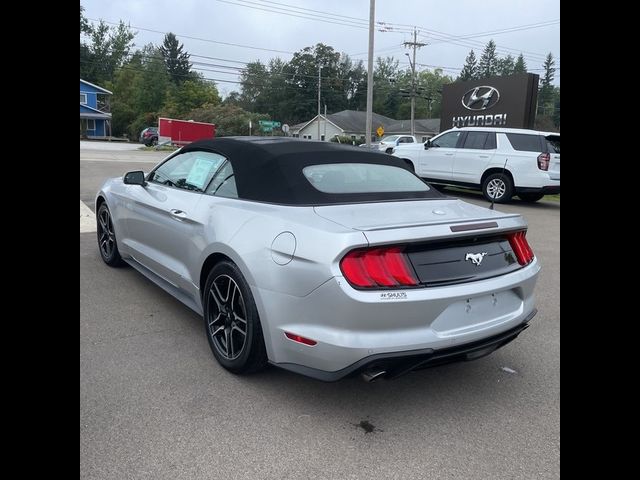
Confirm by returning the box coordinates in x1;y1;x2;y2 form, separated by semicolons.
291;110;440;142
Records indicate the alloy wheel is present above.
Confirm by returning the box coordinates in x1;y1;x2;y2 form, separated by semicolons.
98;208;116;259
486;178;506;199
207;274;248;360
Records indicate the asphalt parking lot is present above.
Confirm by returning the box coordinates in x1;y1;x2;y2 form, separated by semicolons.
80;143;559;480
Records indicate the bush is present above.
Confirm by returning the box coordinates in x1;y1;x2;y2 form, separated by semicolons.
330;135;365;145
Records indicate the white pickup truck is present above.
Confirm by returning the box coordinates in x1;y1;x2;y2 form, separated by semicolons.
377;135;418;153
391;126;560;203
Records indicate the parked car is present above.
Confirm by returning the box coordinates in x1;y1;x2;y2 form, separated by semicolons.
139;127;158;146
95;137;539;381
378;134;418;153
392;127;560;203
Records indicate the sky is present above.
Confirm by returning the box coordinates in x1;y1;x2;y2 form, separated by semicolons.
81;0;560;97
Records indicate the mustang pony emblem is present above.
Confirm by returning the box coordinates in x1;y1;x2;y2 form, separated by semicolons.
465;252;488;266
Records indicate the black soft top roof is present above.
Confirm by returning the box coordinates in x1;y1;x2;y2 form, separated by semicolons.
181;137;443;205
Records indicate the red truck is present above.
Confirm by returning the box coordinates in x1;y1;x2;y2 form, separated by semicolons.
158;117;216;146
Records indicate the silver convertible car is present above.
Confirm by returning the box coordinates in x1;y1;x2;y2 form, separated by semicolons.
96;137;539;381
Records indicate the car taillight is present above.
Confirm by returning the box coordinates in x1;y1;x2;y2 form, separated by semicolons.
507;231;535;265
340;246;419;288
537;153;550;171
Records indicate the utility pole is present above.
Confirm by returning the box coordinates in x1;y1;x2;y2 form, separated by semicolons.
404;28;426;137
317;64;322;141
365;0;375;147
324;104;327;141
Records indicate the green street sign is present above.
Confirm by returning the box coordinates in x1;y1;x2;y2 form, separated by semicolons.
259;120;281;128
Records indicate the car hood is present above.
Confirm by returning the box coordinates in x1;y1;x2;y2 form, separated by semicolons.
313;198;518;232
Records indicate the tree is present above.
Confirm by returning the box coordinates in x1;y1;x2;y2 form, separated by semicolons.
514;54;527;73
458;50;478;81
373;56;401;117
161;76;221;118
478;40;498;78
538;53;556;115
497;54;515;76
80;19;135;85
186;103;269;136
80;5;91;35
159;33;192;84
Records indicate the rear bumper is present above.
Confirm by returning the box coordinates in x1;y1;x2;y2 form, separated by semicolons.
255;258;540;380
275;309;535;381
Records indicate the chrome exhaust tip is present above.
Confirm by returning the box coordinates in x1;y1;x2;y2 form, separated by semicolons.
361;368;386;383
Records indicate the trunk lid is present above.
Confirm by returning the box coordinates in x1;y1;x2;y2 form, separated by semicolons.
314;198;518;232
315;198;525;247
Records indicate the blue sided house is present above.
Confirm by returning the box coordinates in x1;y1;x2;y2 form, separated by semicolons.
80;79;112;138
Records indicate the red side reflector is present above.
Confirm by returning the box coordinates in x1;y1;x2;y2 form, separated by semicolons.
284;332;317;346
507;231;535;265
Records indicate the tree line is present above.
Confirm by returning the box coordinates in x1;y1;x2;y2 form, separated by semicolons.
81;5;559;139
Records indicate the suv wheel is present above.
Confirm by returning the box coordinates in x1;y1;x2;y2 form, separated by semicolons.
482;173;514;203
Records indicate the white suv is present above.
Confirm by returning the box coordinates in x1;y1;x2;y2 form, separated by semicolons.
392;127;560;203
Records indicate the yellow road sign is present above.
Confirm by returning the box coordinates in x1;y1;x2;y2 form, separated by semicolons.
376;126;384;137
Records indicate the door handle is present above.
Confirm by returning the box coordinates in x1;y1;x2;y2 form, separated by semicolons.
170;209;187;219
479;155;490;158
444;153;454;156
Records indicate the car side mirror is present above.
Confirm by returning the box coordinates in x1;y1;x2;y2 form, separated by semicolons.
424;140;432;150
124;170;146;186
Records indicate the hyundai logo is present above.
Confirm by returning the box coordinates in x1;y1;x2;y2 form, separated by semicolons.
461;86;500;111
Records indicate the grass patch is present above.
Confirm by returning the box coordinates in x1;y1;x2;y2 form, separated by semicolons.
543;194;560;202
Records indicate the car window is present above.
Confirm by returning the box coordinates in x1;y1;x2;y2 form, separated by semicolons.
545;136;560;153
205;160;238;198
303;163;429;194
431;131;463;148
381;135;399;142
149;151;226;192
462;132;490;150
505;133;544;152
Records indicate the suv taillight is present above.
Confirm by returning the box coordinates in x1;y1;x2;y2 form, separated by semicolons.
537;153;550;171
507;231;535;265
340;246;419;288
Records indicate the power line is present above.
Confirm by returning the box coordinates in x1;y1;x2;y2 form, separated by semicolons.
86;18;296;55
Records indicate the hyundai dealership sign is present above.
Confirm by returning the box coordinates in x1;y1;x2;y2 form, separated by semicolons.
440;73;539;132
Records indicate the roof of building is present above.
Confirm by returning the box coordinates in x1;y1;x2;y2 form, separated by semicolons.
292;110;440;135
80;79;113;95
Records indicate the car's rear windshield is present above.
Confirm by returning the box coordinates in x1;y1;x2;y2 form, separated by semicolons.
303;163;430;194
545;135;560;153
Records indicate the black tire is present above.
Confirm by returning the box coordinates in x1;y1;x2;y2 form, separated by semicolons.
96;203;125;267
482;173;514;203
518;192;545;203
151;137;158;146
203;261;268;374
385;148;393;154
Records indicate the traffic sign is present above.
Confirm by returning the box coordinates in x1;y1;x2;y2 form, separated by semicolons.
259;120;281;128
376;126;384;137
282;124;290;133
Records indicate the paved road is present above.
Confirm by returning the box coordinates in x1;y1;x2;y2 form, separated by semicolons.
80;148;560;480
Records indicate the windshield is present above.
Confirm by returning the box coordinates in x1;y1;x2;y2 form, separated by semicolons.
380;135;399;143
